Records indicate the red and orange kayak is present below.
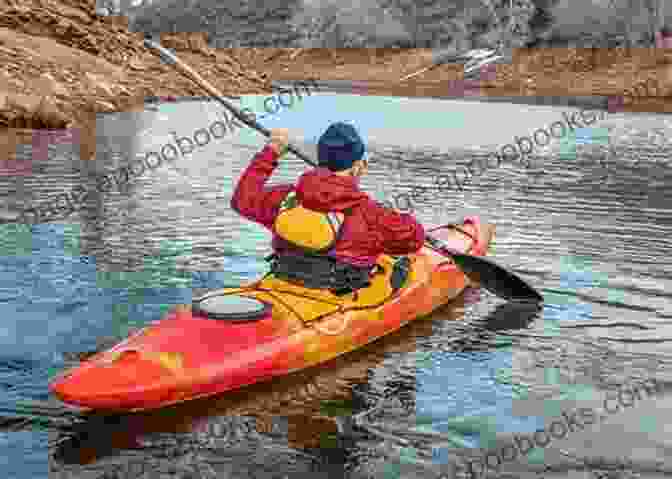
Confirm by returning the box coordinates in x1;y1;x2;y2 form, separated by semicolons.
50;216;495;412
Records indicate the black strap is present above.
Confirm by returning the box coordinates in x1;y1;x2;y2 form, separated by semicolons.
267;252;372;294
390;256;411;292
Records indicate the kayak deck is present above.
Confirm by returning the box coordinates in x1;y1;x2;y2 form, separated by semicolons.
50;217;495;412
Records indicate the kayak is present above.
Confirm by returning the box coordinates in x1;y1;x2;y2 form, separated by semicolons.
50;216;495;412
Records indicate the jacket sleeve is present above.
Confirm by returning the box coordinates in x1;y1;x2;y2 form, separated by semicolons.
230;144;293;229
365;200;426;256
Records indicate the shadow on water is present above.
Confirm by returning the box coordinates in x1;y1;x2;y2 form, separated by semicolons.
436;297;543;353
478;300;544;333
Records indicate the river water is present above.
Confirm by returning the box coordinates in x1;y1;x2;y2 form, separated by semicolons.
1;93;671;479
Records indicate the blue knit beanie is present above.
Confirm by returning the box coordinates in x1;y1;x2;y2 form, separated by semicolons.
317;122;365;172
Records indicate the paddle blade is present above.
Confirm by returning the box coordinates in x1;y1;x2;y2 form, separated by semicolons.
450;252;544;303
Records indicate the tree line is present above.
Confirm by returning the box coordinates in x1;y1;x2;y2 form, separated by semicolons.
102;0;667;50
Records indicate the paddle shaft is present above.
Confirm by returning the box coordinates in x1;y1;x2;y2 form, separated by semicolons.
143;36;316;167
400;48;504;82
399;48;463;82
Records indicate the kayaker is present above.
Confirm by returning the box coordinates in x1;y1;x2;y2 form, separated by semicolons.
231;122;425;295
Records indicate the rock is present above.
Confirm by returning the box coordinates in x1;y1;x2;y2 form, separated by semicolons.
83;72;115;96
35;72;70;97
56;4;93;24
127;58;147;70
2;92;67;128
6;92;40;115
94;100;116;111
32;95;68;127
116;84;130;96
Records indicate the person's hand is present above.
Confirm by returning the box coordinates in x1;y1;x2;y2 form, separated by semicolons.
268;128;289;155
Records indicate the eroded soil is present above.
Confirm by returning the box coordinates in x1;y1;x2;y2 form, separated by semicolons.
1;0;671;163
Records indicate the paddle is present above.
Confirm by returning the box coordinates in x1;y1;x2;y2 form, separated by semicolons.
399;47;504;82
143;36;543;303
424;236;543;302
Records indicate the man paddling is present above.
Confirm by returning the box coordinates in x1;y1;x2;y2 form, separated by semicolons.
231;122;425;294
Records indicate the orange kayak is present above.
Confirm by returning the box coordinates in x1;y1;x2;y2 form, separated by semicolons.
50;217;495;412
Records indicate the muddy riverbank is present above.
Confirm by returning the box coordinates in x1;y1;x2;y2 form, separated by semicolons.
0;0;273;161
266;47;672;113
1;0;671;164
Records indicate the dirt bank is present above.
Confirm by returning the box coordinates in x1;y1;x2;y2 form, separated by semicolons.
0;0;274;161
1;0;671;164
265;47;672;113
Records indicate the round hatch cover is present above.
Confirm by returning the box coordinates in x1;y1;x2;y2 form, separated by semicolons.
192;295;271;322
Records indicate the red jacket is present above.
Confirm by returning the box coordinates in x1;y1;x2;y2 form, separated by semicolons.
231;145;425;267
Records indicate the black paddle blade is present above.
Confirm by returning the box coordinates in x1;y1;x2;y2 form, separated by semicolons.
450;252;544;303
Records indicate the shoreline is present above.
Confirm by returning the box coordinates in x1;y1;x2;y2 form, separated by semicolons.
266;48;672;114
2;1;672;163
270;79;619;112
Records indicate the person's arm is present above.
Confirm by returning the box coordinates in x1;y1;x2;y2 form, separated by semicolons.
230;131;293;229
365;200;426;256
